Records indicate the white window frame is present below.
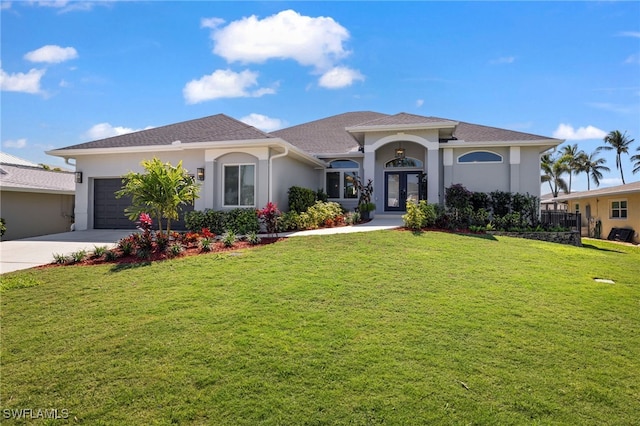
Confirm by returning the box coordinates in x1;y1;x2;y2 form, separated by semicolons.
457;150;503;164
610;199;628;219
325;160;359;200
223;163;256;208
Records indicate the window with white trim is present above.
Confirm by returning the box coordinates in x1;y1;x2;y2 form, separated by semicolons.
457;151;503;163
610;200;627;219
224;164;255;207
325;160;359;199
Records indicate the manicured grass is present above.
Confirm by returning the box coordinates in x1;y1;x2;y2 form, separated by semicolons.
1;231;639;424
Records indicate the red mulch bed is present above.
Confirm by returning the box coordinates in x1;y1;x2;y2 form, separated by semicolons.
38;237;285;269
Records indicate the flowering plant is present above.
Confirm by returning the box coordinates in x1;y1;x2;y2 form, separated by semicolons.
257;202;281;236
137;213;153;232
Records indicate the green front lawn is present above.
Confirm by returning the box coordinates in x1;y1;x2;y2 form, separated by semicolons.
1;232;639;425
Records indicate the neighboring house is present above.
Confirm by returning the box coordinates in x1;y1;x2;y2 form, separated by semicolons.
540;193;568;211
0;152;75;240
47;112;562;231
553;181;640;244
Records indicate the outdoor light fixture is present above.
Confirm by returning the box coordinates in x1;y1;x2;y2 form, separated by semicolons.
75;171;83;183
395;147;406;159
197;168;205;181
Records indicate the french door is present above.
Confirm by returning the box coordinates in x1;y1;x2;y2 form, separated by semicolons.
384;171;424;211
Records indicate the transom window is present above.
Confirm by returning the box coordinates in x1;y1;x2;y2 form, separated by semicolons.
611;200;627;219
385;157;423;168
224;164;255;207
457;151;503;163
326;160;359;199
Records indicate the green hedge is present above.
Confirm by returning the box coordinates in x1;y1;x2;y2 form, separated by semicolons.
185;208;259;235
288;186;317;213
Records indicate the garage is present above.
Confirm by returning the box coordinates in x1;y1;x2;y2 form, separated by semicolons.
93;178;193;230
94;179;136;229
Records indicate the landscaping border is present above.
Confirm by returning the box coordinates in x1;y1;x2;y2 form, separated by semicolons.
488;230;582;247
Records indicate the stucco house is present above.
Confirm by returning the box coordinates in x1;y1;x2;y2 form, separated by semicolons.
0;152;75;240
47;112;562;231
553;181;640;244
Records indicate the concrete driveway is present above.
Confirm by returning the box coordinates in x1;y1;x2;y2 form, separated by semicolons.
0;230;133;274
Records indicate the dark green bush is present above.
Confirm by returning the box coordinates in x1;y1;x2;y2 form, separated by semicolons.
224;208;260;235
489;191;512;217
185;209;226;234
288;186;317;213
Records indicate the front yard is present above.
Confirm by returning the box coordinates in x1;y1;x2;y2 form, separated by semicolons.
1;231;638;424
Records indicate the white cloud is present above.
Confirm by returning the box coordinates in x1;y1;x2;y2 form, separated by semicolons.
84;123;154;140
24;45;78;63
209;9;350;71
552;123;607;140
599;177;624;187
617;31;640;38
240;113;286;132
490;56;515;64
0;65;45;94
29;1;102;13
201;17;225;29
3;138;27;149
416;99;424;108
183;69;275;104
1;2;12;10
624;53;640;64
318;66;364;89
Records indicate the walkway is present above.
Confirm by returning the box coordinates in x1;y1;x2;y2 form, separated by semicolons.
0;216;404;274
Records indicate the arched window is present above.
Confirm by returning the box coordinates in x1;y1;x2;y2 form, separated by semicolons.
385;157;423;168
457;151;503;163
325;160;359;199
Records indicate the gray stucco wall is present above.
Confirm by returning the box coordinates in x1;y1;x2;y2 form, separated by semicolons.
449;147;511;193
1;191;74;240
272;154;321;211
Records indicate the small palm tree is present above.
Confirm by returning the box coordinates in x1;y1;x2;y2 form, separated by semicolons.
632;146;640;175
560;143;586;193
599;130;634;184
579;151;610;191
541;153;569;197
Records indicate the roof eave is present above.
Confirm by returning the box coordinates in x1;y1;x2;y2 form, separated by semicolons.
443;139;562;149
0;185;75;195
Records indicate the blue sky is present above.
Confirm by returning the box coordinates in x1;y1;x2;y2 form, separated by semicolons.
1;0;639;193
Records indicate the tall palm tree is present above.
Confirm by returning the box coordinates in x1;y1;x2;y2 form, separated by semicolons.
541;153;569;197
599;130;635;184
560;143;586;193
579;151;610;191
632;146;640;175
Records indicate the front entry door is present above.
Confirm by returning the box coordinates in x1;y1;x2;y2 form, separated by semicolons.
385;171;423;211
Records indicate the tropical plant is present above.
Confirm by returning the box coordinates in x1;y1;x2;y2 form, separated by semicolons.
0;218;6;238
632;146;640;175
258;202;281;236
599;130;634;184
578;151;610;191
222;231;237;248
116;158;200;234
541;153;569;197
246;231;261;245
560;144;586;193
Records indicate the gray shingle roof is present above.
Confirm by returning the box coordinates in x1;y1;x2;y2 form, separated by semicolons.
0;164;75;193
453;121;557;142
56;114;274;151
271;111;388;155
348;112;458;129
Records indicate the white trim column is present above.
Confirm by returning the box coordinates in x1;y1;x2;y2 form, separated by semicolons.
427;147;440;204
510;146;521;193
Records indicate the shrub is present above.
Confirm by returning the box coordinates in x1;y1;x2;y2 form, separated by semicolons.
490;191;512;217
288;186;317;213
471;191;490;211
0;218;6;238
297;201;344;230
118;236;135;256
403;201;425;230
185;209;226;234
258;202;281;235
225;208;260;235
70;249;87;263
167;243;184;258
316;188;328;202
156;232;170;251
104;250;119;261
246;231;261;245
92;245;109;258
200;237;213;252
277;211;300;232
418;201;437;228
53;253;70;264
222;231;237;247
